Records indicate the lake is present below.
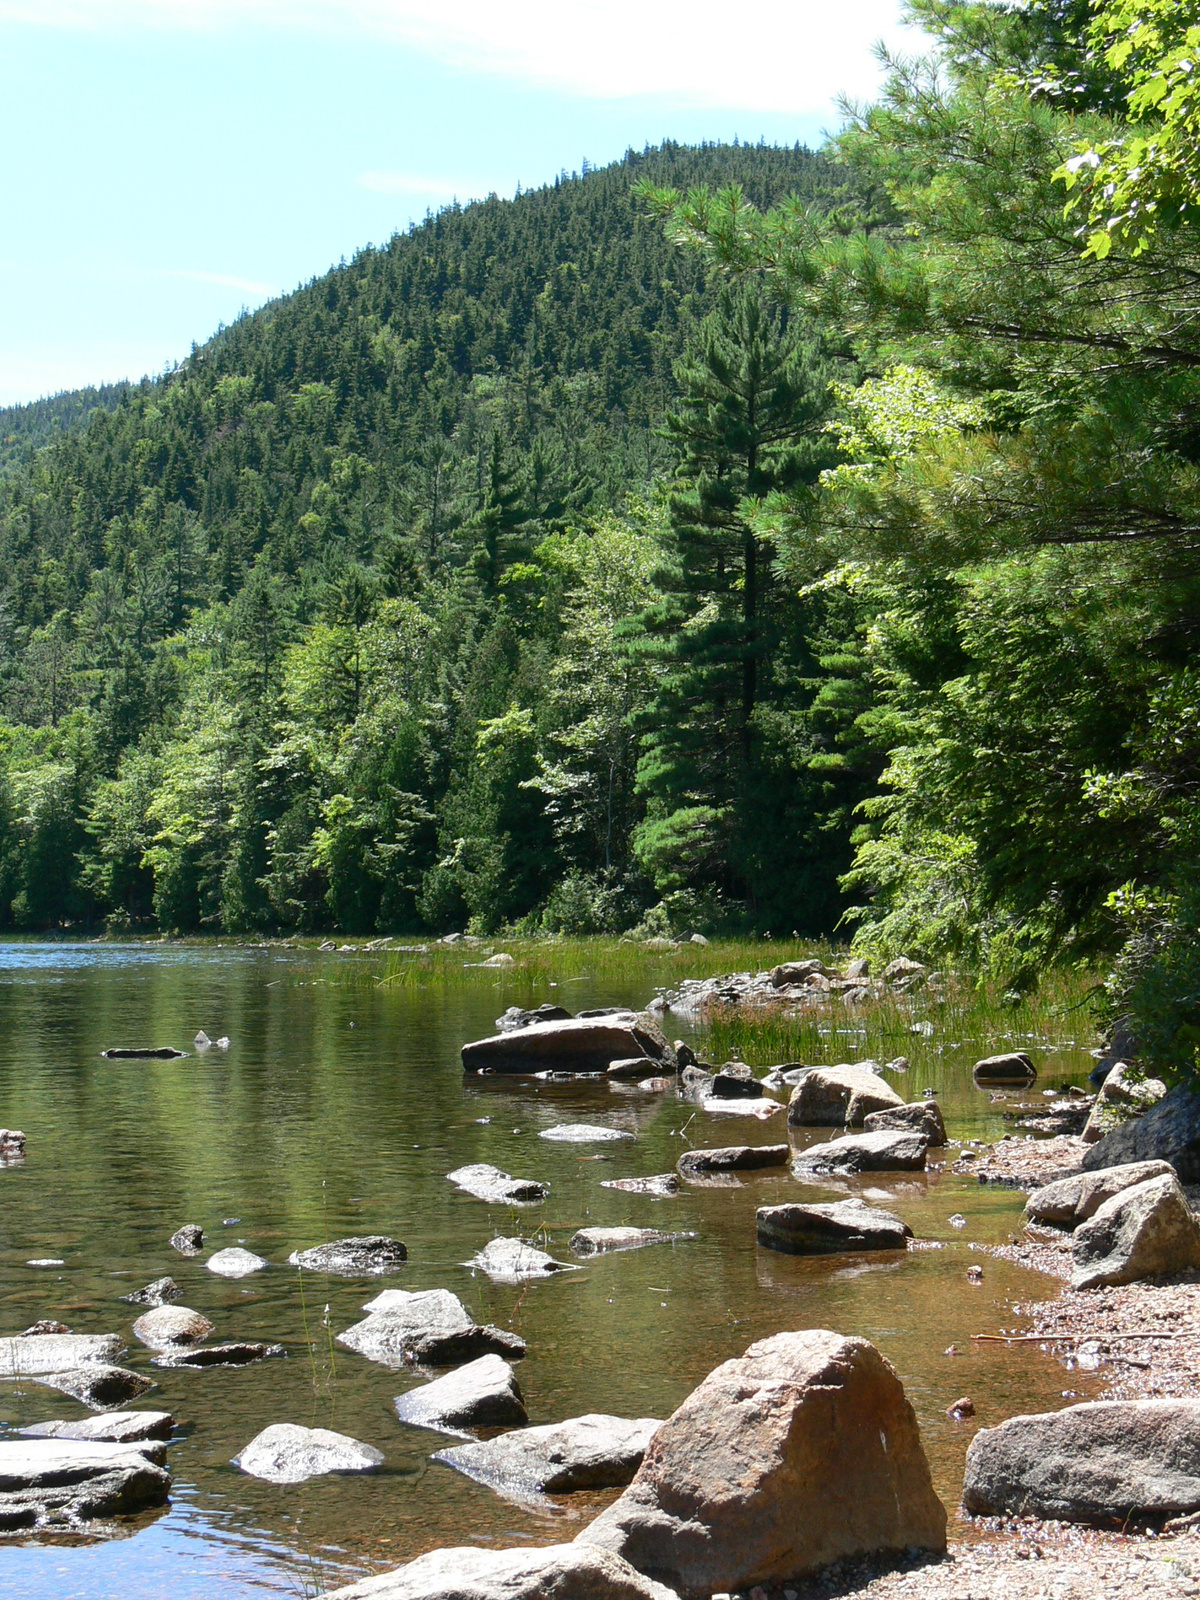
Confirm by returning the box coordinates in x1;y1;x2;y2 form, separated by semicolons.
0;940;1098;1599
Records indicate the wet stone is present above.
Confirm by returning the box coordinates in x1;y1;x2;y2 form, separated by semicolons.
432;1413;661;1502
340;1289;526;1367
466;1237;574;1282
288;1236;407;1275
601;1174;680;1196
154;1341;284;1368
446;1164;549;1204
132;1306;215;1350
756;1198;914;1256
0;1333;125;1376
539;1124;635;1143
234;1422;384;1484
169;1224;204;1255
36;1365;156;1410
0;1439;171;1531
568;1228;696;1257
21;1411;175;1444
791;1129;929;1176
206;1247;269;1277
120;1276;182;1307
394;1353;528;1437
676;1144;788;1180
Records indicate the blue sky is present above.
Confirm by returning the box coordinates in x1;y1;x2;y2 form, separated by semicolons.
0;1;918;407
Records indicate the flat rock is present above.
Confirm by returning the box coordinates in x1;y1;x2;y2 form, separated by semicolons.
539;1123;635;1143
708;1071;764;1099
791;1130;929;1176
973;1051;1037;1084
697;1097;783;1119
466;1237;574;1282
120;1276;182;1307
170;1224;204;1255
569;1228;695;1257
1071;1171;1200;1290
234;1422;384;1484
21;1411;175;1444
340;1290;525;1367
1082;1060;1168;1143
132;1306;214;1350
608;1057;657;1079
1025;1160;1177;1229
496;1003;574;1031
318;1541;679;1600
433;1414;661;1501
154;1341;284;1368
757;1199;913;1256
0;1333;124;1376
601;1174;681;1196
0;1438;171;1530
677;1144;789;1180
463;1013;673;1074
288;1236;407;1274
36;1365;156;1409
206;1247;269;1277
787;1066;904;1128
446;1164;548;1204
578;1329;945;1595
963;1399;1200;1522
863;1100;947;1146
394;1353;528;1436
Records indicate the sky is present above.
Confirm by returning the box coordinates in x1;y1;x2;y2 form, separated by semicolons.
0;1;920;408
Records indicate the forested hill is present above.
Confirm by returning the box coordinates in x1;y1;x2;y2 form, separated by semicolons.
0;141;867;937
0;382;129;472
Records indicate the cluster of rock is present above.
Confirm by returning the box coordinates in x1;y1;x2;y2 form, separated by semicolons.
1025;1159;1200;1289
657;955;933;1018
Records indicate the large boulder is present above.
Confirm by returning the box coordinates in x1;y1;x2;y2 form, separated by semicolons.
1082;1061;1168;1144
234;1423;384;1483
394;1353;527;1436
569;1228;695;1257
757;1199;912;1256
0;1439;171;1530
791;1130;928;1176
1071;1171;1200;1289
676;1143;788;1180
1025;1160;1177;1229
863;1100;947;1146
462;1013;674;1074
339;1289;525;1366
787;1066;904;1128
433;1414;661;1501
577;1329;945;1596
21;1412;174;1444
963;1399;1200;1522
288;1236;407;1274
1082;1084;1200;1180
446;1164;549;1204
0;1333;124;1375
318;1542;679;1600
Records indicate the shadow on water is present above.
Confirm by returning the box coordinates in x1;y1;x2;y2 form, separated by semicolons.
0;940;1101;1598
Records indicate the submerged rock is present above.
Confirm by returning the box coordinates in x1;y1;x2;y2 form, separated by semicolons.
234;1423;384;1484
1071;1171;1200;1290
757;1199;913;1256
676;1144;789;1180
577;1329;946;1595
963;1399;1200;1522
433;1414;661;1501
539;1123;635;1143
462;1013;674;1075
132;1306;214;1350
791;1129;929;1176
568;1228;696;1258
169;1224;204;1255
601;1174;681;1196
120;1276;182;1307
446;1164;548;1204
36;1365;156;1409
394;1353;528;1436
787;1066;904;1128
154;1341;284;1369
466;1237;574;1281
0;1333;124;1376
288;1236;407;1275
0;1438;171;1530
1025;1160;1177;1229
206;1247;269;1277
21;1412;175;1444
318;1541;678;1600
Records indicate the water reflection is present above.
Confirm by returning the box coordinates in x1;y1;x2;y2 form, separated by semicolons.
0;943;1098;1599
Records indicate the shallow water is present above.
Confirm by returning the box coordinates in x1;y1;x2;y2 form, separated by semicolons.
0;942;1099;1598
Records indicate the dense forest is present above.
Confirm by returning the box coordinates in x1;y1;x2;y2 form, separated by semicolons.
4;0;1200;1073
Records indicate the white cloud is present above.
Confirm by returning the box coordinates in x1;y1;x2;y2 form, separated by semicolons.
0;0;917;114
161;268;280;296
356;171;511;197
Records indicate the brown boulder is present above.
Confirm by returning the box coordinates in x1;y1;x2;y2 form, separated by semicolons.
462;1013;673;1074
787;1066;904;1127
577;1329;945;1596
863;1100;947;1146
1025;1160;1177;1229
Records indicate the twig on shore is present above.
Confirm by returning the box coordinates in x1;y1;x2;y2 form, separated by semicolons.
973;1331;1187;1343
